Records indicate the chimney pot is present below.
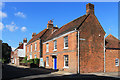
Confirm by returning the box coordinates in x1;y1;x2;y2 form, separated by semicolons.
47;20;53;29
32;33;36;38
23;38;27;43
86;3;94;15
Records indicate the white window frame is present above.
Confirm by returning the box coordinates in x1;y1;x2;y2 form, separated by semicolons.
34;54;37;58
46;43;49;52
64;36;68;49
64;55;69;68
31;44;32;52
115;58;119;66
30;53;32;59
46;57;49;66
27;46;29;53
35;42;37;51
53;40;57;51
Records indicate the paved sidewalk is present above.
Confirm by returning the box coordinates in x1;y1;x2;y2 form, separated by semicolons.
81;72;120;78
8;63;30;68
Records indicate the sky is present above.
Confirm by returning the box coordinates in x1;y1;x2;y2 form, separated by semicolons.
0;2;118;51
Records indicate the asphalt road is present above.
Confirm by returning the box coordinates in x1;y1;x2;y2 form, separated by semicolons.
2;64;120;80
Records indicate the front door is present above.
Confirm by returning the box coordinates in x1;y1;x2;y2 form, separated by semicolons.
53;56;57;70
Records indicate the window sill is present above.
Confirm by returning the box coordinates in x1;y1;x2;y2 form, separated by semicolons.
115;65;119;67
53;49;57;52
46;65;49;67
63;66;69;69
63;47;68;50
46;51;49;53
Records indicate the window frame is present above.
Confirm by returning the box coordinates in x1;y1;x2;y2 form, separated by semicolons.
31;44;32;52
29;53;32;59
115;58;119;66
27;46;29;53
46;43;49;52
64;55;69;68
34;54;37;58
35;42;37;51
64;36;68;49
46;57;49;66
53;40;57;51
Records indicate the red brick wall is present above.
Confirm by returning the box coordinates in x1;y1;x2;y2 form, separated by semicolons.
26;39;40;60
105;49;120;72
43;32;78;73
79;14;105;73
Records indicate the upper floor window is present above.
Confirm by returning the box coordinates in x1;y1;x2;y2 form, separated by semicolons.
46;57;49;66
54;40;57;50
64;55;69;68
115;58;119;66
31;44;32;52
46;43;49;52
27;46;29;53
64;36;68;49
35;42;37;51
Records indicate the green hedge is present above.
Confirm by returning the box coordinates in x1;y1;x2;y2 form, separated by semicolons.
34;58;40;64
27;59;34;64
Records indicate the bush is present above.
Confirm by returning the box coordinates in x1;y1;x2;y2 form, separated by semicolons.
20;56;27;64
34;58;40;64
27;59;34;64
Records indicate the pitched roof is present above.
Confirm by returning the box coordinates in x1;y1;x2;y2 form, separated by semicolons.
26;29;47;45
105;34;120;49
44;14;89;42
14;43;23;51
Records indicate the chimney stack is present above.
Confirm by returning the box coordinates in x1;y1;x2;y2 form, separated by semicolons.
47;20;53;29
23;38;27;43
86;3;94;15
19;42;22;46
32;33;36;38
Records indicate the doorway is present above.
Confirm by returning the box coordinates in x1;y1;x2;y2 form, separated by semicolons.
52;56;57;70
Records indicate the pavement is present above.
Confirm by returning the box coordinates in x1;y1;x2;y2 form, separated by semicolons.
2;64;120;80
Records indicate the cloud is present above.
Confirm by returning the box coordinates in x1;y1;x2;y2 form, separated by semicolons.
6;22;18;32
0;22;4;30
21;26;27;32
12;47;16;51
14;12;26;18
0;11;7;20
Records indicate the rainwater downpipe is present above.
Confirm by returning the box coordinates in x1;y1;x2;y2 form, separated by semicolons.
78;31;80;74
104;34;106;73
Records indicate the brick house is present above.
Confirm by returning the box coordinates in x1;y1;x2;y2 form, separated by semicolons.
26;20;58;67
105;34;120;72
11;51;14;64
42;3;106;73
13;38;27;66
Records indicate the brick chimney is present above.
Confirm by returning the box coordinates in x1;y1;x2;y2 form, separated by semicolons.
19;42;22;46
86;3;94;15
32;33;36;38
23;38;27;43
47;20;53;29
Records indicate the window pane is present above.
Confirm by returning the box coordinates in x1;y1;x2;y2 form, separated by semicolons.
64;55;68;67
64;36;68;47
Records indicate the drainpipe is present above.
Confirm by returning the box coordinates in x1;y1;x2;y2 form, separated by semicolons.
78;31;80;74
104;34;106;73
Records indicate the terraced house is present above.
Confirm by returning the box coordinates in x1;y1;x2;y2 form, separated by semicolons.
26;20;58;67
42;3;105;73
25;3;119;73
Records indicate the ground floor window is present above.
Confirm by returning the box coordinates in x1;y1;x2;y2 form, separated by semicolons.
34;54;37;58
64;55;69;68
30;54;32;59
46;57;49;66
115;58;119;66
